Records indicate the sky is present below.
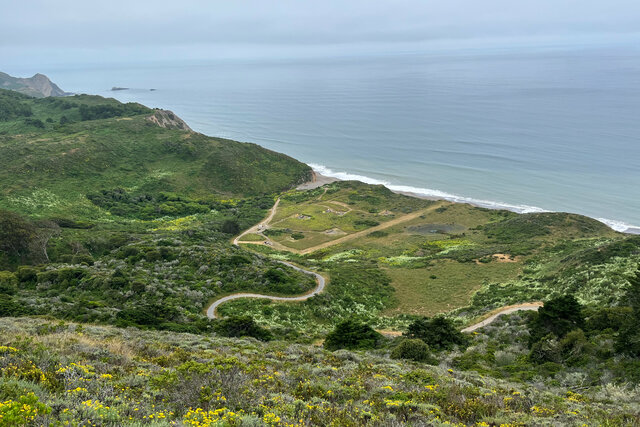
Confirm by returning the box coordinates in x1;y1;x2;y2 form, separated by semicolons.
2;0;640;69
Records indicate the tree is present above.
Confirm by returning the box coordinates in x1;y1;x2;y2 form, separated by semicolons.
616;269;640;357
0;210;36;261
30;220;60;263
404;316;468;351
324;319;383;351
528;294;584;346
221;219;240;235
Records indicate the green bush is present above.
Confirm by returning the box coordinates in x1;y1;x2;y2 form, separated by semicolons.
0;294;22;316
0;271;17;295
391;338;435;363
16;267;37;284
213;316;273;341
324;319;382;351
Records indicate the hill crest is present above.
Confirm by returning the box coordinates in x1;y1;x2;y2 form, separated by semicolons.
0;71;68;97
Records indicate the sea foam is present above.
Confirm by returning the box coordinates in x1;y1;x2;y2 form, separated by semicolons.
309;163;640;234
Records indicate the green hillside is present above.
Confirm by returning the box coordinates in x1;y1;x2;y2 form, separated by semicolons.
0;89;312;221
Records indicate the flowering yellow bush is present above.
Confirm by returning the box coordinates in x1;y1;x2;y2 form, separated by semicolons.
183;407;242;426
0;393;51;426
2;361;47;385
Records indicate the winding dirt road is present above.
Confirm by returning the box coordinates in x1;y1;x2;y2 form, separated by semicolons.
233;198;280;246
206;261;325;319
236;200;444;255
461;302;543;332
217;197;543;328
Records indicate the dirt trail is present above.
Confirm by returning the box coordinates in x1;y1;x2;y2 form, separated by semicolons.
296;204;443;255
461;302;543;332
233;198;280;246
205;261;326;319
229;198;541;331
236;197;443;255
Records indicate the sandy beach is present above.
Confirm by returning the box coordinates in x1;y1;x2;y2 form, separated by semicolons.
296;170;340;190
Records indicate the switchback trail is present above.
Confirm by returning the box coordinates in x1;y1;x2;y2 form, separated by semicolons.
224;197;542;328
206;261;325;319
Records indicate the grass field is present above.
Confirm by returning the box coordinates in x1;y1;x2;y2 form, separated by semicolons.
238;232;266;242
263;181;435;251
383;259;523;316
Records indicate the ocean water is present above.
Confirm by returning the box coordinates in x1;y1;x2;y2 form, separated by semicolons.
33;41;640;232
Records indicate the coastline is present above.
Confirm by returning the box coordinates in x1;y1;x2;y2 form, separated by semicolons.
296;169;339;190
302;165;640;235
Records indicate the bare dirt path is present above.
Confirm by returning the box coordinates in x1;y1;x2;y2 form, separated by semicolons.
233;198;280;245
205;261;326;319
238;201;444;255
295;203;444;255
461;302;543;332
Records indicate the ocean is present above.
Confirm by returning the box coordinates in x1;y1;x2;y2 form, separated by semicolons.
27;40;640;232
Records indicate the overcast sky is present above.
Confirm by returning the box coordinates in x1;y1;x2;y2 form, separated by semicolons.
2;0;640;68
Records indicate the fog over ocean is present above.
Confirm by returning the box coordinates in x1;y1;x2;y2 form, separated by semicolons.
30;38;640;232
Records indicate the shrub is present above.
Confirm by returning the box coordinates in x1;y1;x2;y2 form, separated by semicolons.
16;267;37;284
559;329;593;366
324;319;382;351
0;392;51;425
529;334;561;364
368;230;388;238
391;338;435;363
0;294;22;317
214;316;273;341
23;118;45;128
0;271;17;295
0;210;36;260
72;254;94;265
264;268;288;283
116;304;178;329
221;220;240;235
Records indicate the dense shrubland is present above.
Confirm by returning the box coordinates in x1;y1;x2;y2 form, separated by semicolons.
1;317;639;426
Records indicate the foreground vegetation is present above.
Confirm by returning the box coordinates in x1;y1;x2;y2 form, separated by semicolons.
1;317;639;426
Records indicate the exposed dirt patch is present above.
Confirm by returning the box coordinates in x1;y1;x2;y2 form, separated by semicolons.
146;110;192;131
324;228;347;235
493;253;519;262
